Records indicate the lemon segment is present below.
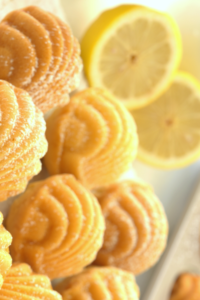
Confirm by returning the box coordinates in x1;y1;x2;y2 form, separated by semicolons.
81;5;182;109
131;72;200;169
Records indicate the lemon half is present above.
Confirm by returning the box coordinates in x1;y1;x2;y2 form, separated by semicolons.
81;4;182;109
131;72;200;169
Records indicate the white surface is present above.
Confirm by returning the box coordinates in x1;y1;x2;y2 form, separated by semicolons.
61;0;181;40
133;160;200;297
0;0;66;20
143;174;200;300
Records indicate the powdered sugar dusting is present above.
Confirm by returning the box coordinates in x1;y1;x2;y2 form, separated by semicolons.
0;6;82;113
6;174;105;280
0;81;47;202
1;263;62;299
0;212;12;288
56;267;139;300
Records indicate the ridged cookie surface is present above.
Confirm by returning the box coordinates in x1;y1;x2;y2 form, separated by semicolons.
6;175;105;279
0;6;82;112
56;267;140;300
0;263;62;299
44;88;138;188
0;80;47;201
94;180;168;274
0;212;12;288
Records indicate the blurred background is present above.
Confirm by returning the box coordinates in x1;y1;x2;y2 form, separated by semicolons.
1;0;200;298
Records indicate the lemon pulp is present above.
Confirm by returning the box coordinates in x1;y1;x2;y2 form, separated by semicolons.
81;5;182;109
131;72;200;169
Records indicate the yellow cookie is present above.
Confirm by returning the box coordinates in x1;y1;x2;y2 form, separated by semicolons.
0;80;47;201
0;263;62;300
6;175;105;279
170;273;200;300
55;267;139;300
44;88;138;189
0;212;12;288
0;6;82;113
94;180;168;274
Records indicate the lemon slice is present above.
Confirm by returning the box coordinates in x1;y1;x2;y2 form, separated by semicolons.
131;72;200;169
81;4;182;109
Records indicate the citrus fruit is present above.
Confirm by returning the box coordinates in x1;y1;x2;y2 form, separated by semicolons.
131;72;200;169
81;4;182;109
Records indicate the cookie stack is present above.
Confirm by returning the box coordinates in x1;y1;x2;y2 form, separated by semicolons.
0;5;170;300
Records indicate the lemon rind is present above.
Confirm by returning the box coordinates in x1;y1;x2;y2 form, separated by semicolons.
81;4;182;110
136;71;200;169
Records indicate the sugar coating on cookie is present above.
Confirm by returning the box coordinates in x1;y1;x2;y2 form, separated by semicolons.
44;88;138;189
0;263;62;299
0;80;47;202
170;273;200;300
94;180;168;275
55;267;140;300
0;212;12;288
0;6;82;113
6;174;105;279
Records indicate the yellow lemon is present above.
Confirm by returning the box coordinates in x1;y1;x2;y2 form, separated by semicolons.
81;4;182;109
131;72;200;169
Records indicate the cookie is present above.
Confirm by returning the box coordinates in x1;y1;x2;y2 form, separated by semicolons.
94;180;168;274
0;212;12;288
0;80;47;201
44;88;138;188
6;174;105;279
0;6;82;112
0;263;62;299
55;267;140;300
170;273;200;300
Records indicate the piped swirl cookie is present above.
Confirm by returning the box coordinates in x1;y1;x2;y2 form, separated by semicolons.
0;6;82;113
6;174;105;279
0;80;47;202
0;212;12;288
170;273;200;300
55;267;140;300
94;180;168;275
0;263;62;300
44;88;138;189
